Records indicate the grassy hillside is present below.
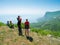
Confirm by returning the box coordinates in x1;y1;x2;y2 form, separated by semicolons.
0;26;60;45
0;22;6;27
31;28;60;37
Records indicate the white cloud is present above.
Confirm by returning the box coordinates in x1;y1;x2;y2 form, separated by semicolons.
0;8;45;16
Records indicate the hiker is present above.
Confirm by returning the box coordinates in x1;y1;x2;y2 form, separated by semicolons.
7;21;9;26
24;19;33;42
9;21;14;29
25;19;30;37
17;16;23;36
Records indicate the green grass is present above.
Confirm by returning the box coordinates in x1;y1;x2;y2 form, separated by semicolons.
51;31;60;37
0;30;6;45
31;28;60;37
0;22;60;38
0;22;6;26
14;23;24;28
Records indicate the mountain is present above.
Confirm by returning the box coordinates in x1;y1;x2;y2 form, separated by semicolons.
31;11;60;31
37;11;60;22
45;11;60;17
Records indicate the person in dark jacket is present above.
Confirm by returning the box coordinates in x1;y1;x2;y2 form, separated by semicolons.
17;16;23;36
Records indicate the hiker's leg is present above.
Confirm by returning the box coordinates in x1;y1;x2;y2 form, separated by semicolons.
20;27;23;35
26;29;29;36
18;27;20;35
25;29;26;36
18;26;21;35
27;29;29;36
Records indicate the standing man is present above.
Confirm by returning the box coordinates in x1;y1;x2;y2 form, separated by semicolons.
17;16;23;36
25;19;30;37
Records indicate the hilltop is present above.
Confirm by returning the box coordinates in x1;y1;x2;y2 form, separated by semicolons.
0;26;60;45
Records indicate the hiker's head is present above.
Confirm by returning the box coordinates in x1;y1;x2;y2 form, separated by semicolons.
26;19;28;21
18;16;20;18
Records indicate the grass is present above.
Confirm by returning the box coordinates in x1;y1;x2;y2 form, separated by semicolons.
51;31;60;37
0;22;60;45
0;22;6;27
13;23;25;29
0;22;60;37
0;26;60;45
31;28;60;38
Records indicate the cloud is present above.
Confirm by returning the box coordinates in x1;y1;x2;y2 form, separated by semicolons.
0;8;45;16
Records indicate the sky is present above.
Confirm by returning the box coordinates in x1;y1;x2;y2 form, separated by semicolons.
0;0;60;23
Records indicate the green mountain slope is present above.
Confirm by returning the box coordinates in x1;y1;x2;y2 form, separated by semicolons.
38;11;60;22
31;11;60;31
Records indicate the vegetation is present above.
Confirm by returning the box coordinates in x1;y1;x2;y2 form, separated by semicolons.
14;23;24;28
31;11;60;31
31;11;60;38
0;22;6;27
31;28;60;37
0;26;60;45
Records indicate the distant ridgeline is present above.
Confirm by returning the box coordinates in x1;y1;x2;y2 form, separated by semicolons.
37;11;60;22
31;11;60;31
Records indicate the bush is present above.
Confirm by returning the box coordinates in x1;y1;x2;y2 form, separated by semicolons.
0;22;6;26
51;31;60;37
31;28;60;37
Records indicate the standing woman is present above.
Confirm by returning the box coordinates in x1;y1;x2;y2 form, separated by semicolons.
25;19;30;37
17;16;23;36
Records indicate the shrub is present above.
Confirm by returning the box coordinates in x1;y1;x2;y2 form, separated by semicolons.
0;22;6;26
